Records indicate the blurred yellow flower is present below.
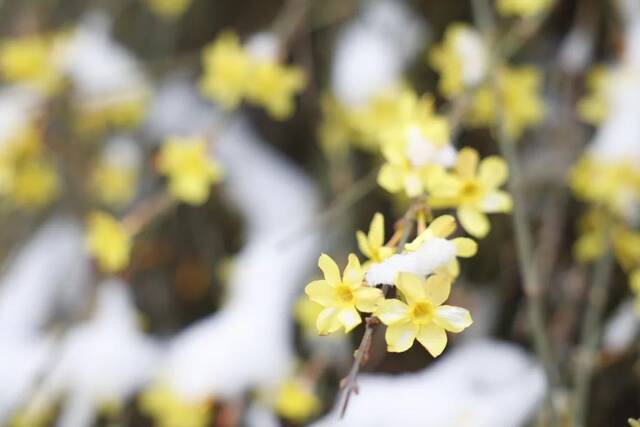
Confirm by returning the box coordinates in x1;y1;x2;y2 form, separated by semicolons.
86;211;132;273
200;31;252;110
356;213;395;266
376;272;472;356
305;253;384;334
10;160;59;208
0;34;64;94
246;61;305;120
145;0;193;18
91;163;137;207
156;136;223;206
630;272;640;316
75;96;147;135
496;0;552;17
430;148;512;238
629;418;640;427
273;378;321;423
139;383;212;427
467;65;544;140
577;66;609;125
429;23;487;98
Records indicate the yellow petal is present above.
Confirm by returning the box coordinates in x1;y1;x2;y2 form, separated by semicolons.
318;253;341;286
404;172;424;198
304;280;335;307
378;163;404;193
385;321;418;352
338;307;362;333
480;190;513;213
456;147;479;178
395;272;426;305
478;156;508;188
369;213;385;248
423;274;451;306
427;215;456;238
316;307;342;335
356;230;373;259
376;298;410;325
458;206;490;238
452;237;478;257
434;305;473;332
416;323;447;357
354;287;383;312
343;253;363;287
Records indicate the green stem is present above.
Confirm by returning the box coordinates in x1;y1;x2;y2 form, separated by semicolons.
572;248;614;427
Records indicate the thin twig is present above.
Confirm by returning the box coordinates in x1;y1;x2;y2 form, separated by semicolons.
571;246;615;427
120;192;174;236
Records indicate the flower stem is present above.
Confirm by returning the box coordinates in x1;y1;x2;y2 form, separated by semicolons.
571;247;614;427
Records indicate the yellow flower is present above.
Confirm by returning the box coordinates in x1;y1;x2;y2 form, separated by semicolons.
85;212;132;273
75;96;147;135
429;23;487;98
294;296;325;334
273;378;321;423
430;148;512;238
10;160;58;209
467;65;544;140
156;136;223;205
405;215;478;278
629;418;640;427
356;213;395;266
496;0;553;17
376;272;472;356
305;253;384;334
10;406;53;427
199;31;252;110
91;163;137;207
245;61;305;120
0;34;64;94
139;383;212;427
577;66;609;125
145;0;193;18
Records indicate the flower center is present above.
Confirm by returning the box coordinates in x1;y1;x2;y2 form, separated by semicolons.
410;301;434;324
460;180;482;202
335;284;354;305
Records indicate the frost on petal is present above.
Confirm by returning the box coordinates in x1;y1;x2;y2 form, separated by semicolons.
434;305;473;333
376;299;410;325
385;321;417;352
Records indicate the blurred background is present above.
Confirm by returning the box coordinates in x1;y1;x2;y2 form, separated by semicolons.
0;0;638;426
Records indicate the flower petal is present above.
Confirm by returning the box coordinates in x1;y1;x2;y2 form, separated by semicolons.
316;307;342;335
354;287;383;312
404;172;424;197
456;147;479;178
343;253;364;287
452;237;478;258
369;213;385;248
318;253;341;286
356;231;372;259
434;305;473;332
395;272;426;305
427;215;456;238
338;307;362;333
481;190;513;213
304;280;335;307
478;156;508;188
458;206;490;238
423;274;451;306
385;321;418;352
416;323;447;357
378;163;404;193
376;298;410;325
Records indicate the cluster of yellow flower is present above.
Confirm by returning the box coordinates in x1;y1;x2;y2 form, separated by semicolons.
86;136;223;274
571;65;640;314
305;214;475;357
0;124;59;209
199;31;305;120
145;0;193;19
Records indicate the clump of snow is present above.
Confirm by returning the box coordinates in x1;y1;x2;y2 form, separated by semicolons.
405;127;457;168
331;0;426;107
365;238;457;286
454;27;487;87
602;299;639;352
101;135;143;169
35;279;159;427
311;340;545;427
245;32;280;62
